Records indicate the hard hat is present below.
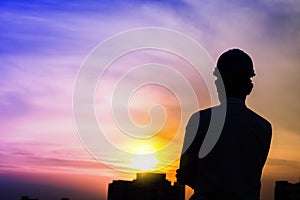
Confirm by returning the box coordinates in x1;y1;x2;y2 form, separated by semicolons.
213;49;255;78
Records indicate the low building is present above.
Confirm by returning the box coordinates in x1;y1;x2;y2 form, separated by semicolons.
21;196;38;200
275;180;300;200
108;173;185;200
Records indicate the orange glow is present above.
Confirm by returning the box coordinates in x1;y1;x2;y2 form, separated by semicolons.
129;145;159;171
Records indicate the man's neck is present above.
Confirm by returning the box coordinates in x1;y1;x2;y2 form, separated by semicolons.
220;96;246;104
227;96;246;101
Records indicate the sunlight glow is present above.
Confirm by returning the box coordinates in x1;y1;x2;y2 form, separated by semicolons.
130;145;159;171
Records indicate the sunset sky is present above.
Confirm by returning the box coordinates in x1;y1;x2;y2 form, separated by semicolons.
1;1;300;200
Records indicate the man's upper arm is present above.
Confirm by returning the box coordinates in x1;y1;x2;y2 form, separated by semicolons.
181;112;200;158
263;122;272;164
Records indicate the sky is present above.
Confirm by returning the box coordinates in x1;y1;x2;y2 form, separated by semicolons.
0;0;300;200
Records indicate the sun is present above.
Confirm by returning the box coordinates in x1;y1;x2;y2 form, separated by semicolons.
130;145;159;171
131;154;158;171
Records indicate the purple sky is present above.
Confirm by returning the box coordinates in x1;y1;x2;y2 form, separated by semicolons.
1;0;300;199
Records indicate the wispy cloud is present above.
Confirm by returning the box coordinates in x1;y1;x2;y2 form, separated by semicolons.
0;149;116;177
267;158;300;169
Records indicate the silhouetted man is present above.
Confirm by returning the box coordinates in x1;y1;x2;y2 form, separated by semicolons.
176;49;272;200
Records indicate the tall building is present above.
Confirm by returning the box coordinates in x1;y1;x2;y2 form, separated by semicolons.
275;180;300;200
108;173;185;200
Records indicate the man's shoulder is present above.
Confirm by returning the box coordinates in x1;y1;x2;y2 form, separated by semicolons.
246;108;271;125
190;107;212;119
194;105;221;114
243;108;272;133
189;106;224;126
190;105;271;128
190;105;225;118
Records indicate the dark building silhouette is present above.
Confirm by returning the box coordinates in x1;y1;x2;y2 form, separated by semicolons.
108;173;185;200
21;196;38;200
21;196;68;200
275;180;300;200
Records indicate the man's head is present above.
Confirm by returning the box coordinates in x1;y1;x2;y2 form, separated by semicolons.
214;49;255;100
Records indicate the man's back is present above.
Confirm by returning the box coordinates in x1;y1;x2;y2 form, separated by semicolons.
190;98;272;199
